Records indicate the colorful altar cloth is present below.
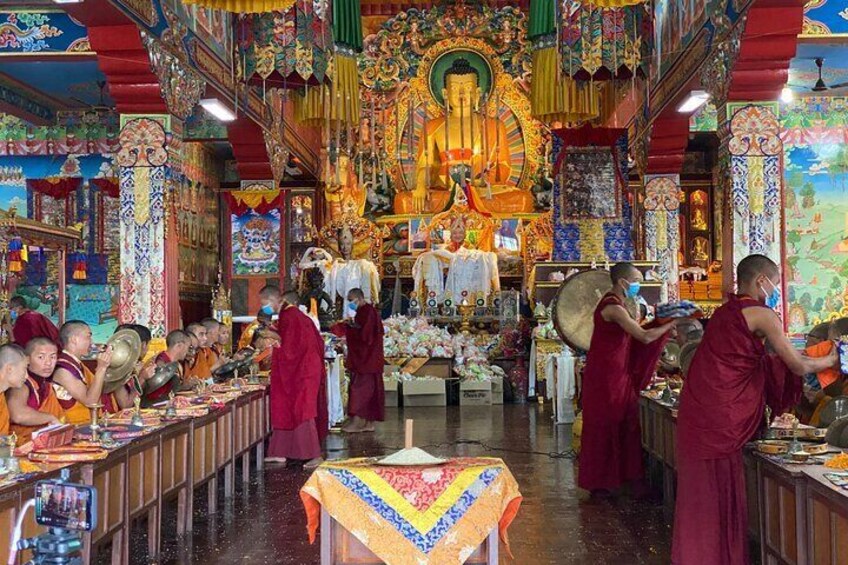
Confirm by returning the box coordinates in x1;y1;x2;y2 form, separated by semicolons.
300;457;521;565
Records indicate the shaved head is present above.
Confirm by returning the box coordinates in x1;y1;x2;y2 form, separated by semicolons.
0;344;25;366
59;320;89;348
737;254;778;286
282;290;301;306
25;337;57;356
166;330;190;348
610;262;639;285
201;318;219;331
259;285;281;300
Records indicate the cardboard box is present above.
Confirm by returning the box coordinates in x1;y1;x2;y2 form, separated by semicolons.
384;378;399;407
491;377;504;405
402;380;447;407
459;381;493;406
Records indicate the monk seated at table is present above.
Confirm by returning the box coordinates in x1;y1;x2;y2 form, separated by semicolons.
51;321;114;425
238;310;273;350
144;330;191;405
7;337;64;444
242;329;279;372
0;344;29;436
185;322;228;381
8;295;60;348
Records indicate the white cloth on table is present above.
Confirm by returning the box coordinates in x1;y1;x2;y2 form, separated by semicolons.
326;357;345;428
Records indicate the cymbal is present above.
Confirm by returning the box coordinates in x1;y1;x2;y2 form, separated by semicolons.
659;342;681;372
103;329;141;393
552;270;612;352
213;357;252;378
143;362;180;394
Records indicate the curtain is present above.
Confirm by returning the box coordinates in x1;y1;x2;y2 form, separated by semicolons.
26;177;83;199
90;178;119;198
223;190;282;215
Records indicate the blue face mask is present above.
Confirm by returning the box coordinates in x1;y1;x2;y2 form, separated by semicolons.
762;279;782;310
9;310;17;322
624;281;641;299
260;303;275;316
348;301;358;312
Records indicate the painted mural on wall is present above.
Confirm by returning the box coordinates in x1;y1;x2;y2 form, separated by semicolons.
802;0;848;35
231;210;281;276
0;112;119;156
782;97;848;333
0;153;119;341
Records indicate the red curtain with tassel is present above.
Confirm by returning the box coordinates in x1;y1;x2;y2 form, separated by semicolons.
90;178;120;198
26;177;83;199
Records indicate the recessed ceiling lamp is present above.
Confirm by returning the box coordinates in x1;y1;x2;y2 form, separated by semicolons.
780;87;794;103
200;99;236;122
52;0;84;4
677;90;710;113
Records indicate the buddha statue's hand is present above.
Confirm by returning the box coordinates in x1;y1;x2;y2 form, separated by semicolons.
413;186;427;213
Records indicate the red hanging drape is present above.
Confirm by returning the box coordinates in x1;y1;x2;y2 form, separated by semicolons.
26;177;83;199
90;178;120;198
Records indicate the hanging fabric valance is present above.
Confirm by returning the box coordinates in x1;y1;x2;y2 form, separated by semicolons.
26;177;83;199
181;0;294;13
292;0;361;127
585;0;646;6
90;178;119;198
223;190;282;215
241;0;333;88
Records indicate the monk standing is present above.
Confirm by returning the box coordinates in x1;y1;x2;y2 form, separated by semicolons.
0;345;29;435
672;255;837;565
263;286;327;469
337;288;385;433
7;337;64;444
578;263;677;495
51;321;114;424
9;296;59;348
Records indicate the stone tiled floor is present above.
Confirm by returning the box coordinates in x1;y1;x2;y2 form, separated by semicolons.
132;404;672;564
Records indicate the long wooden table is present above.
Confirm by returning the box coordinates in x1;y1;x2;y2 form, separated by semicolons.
0;388;270;565
639;395;848;564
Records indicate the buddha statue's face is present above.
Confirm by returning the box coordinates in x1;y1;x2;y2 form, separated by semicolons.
339;229;354;259
443;73;479;114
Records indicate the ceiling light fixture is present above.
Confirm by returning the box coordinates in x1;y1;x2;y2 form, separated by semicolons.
52;0;84;4
200;99;236;122
677;90;710;113
780;87;794;103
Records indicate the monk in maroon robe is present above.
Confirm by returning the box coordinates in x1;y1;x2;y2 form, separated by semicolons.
264;286;327;469
578;263;676;494
9;296;59;348
335;288;385;433
672;255;837;565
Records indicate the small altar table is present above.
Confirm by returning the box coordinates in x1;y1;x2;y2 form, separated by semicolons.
300;457;522;565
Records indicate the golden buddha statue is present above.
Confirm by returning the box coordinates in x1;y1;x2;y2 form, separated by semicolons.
394;58;533;215
324;153;365;221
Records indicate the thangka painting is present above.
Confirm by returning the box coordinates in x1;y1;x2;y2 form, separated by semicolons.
559;146;620;222
551;132;633;262
231;210;281;276
781;96;848;333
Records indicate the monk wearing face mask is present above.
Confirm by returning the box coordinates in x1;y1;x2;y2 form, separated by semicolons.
578;263;678;497
672;254;838;565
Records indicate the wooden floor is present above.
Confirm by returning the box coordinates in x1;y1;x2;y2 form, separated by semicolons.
126;404;672;564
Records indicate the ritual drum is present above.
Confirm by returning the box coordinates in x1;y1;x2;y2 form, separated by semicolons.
552;270;613;353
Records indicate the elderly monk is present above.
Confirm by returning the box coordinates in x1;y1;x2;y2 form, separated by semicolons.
202;318;223;357
264;286;327;469
144;330;191;404
579;262;678;495
335;288;385;433
52;321;114;424
0;344;29;435
672;255;838;565
9;296;59;348
8;338;64;444
238;310;273;350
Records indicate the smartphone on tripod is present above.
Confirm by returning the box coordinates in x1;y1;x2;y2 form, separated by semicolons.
34;481;97;532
